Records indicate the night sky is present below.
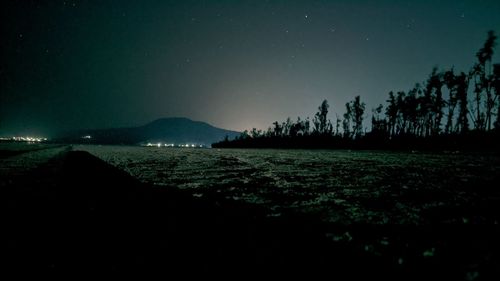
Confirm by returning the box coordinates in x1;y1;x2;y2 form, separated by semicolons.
1;0;500;136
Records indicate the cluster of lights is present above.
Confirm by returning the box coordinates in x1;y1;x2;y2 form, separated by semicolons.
144;143;204;148
81;135;92;139
1;136;48;142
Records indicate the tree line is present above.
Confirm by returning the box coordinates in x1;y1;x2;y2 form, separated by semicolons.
214;31;500;150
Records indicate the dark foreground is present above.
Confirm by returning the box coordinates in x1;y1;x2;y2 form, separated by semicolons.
1;146;500;279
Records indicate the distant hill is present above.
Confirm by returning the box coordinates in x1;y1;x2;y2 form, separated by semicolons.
55;117;241;146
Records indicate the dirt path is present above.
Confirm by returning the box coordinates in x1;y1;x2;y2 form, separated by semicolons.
1;149;336;277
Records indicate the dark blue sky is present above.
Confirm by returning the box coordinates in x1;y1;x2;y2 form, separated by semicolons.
1;0;500;136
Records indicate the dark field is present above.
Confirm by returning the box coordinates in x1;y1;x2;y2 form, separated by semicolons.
2;144;500;279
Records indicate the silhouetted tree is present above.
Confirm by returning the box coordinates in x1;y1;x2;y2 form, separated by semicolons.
371;104;387;134
385;91;398;137
481;31;498;130
420;78;435;137
313;100;330;135
395;91;406;135
240;130;250;139
250;128;262;138
470;63;485;130
290;117;308;137
405;86;420;136
494;64;500;130
351;96;366;139
335;114;341;136
456;72;470;133
424;68;445;135
282;117;293;136
443;69;458;134
327;119;334;135
304;117;311;136
264;127;273;137
343;102;352;138
471;30;497;130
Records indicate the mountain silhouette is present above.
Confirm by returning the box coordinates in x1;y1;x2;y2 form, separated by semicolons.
56;117;240;146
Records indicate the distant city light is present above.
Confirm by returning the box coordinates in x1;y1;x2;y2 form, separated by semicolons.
141;142;204;148
82;135;92;139
2;136;48;143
